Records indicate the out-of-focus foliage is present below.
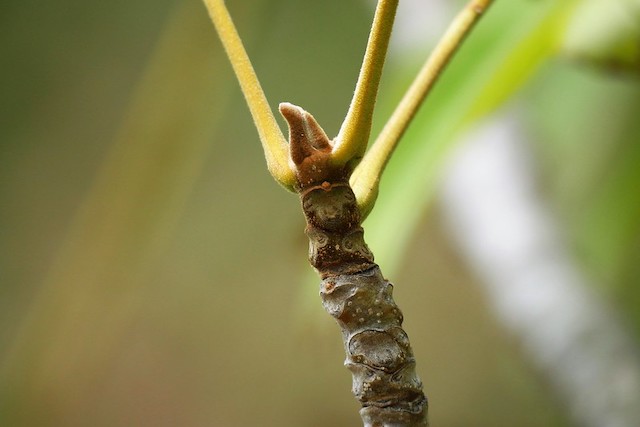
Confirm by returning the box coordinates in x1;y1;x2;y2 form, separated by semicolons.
526;63;640;331
0;0;638;426
561;0;640;73
368;0;640;335
366;0;575;272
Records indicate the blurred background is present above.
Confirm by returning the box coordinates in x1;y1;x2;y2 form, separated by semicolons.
1;0;639;425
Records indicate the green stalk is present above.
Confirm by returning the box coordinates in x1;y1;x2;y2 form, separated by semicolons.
351;0;494;219
332;0;399;169
202;0;296;190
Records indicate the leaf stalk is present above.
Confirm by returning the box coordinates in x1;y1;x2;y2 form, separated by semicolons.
332;0;399;170
202;0;296;190
351;0;494;219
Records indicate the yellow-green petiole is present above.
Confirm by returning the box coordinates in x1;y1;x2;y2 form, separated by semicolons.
204;0;494;217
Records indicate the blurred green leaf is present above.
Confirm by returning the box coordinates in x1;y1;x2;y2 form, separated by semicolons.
1;2;231;423
561;0;640;74
525;62;640;328
366;0;577;273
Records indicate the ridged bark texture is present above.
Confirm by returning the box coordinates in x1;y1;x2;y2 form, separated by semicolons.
301;182;427;426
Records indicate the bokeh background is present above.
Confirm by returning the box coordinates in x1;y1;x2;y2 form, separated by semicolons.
1;0;639;426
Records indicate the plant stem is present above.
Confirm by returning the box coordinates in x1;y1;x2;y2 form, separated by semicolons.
351;0;494;219
281;104;428;426
332;0;399;169
202;0;296;190
204;1;495;424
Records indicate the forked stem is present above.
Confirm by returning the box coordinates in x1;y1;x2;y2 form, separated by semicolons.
280;106;428;425
351;0;495;218
204;1;494;424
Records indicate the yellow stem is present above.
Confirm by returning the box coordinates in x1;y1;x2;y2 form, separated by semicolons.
332;0;399;169
352;0;494;218
202;0;296;190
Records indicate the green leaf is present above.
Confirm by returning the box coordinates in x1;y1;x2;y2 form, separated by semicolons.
525;61;640;306
365;0;577;274
561;0;640;74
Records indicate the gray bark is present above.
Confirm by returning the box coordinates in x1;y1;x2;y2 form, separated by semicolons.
282;104;428;426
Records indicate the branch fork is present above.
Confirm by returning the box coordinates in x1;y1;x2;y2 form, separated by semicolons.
203;0;494;425
203;0;493;216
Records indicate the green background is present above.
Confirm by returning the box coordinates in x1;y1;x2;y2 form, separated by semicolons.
1;0;638;425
